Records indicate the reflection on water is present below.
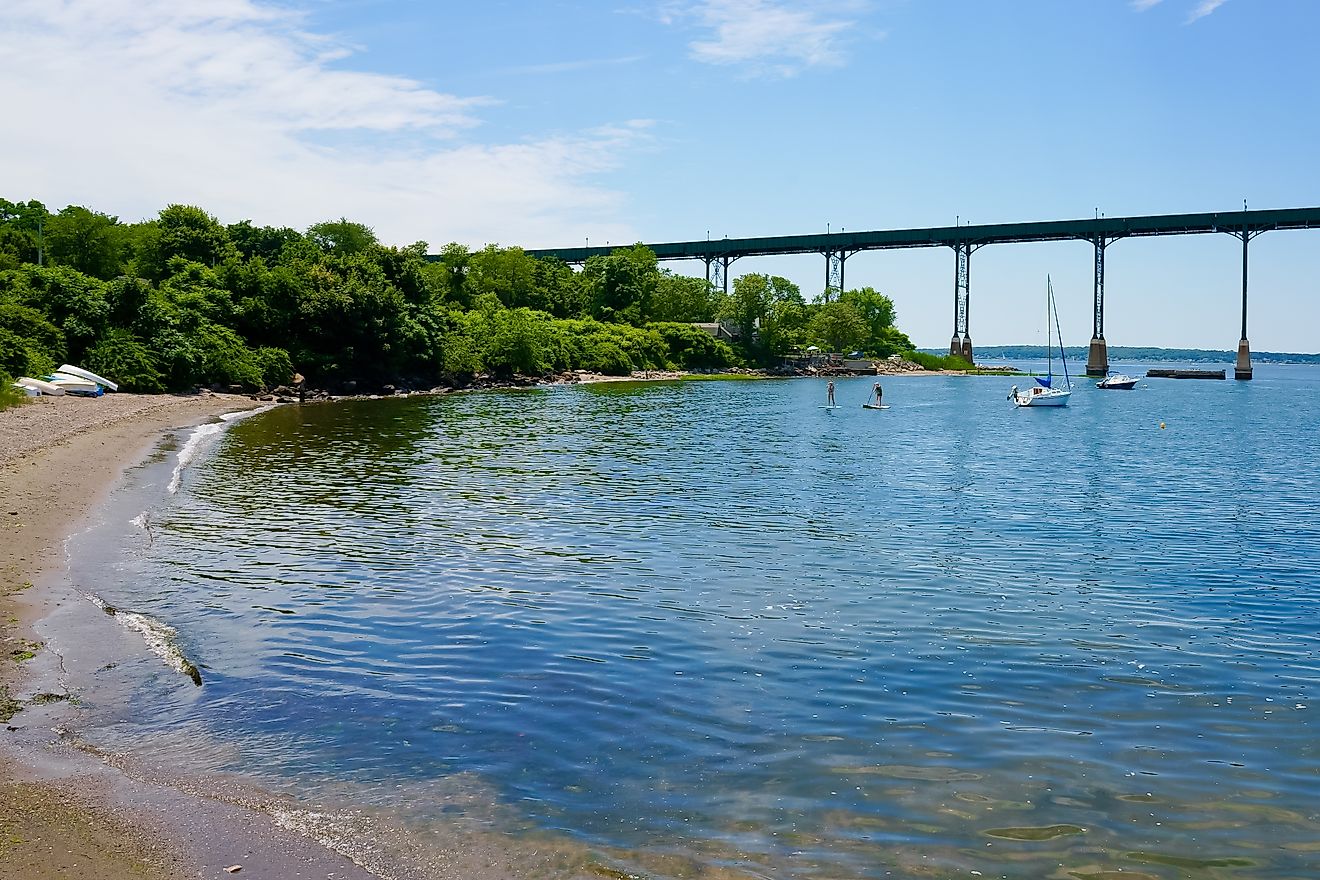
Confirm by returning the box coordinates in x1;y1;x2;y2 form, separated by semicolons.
68;368;1320;878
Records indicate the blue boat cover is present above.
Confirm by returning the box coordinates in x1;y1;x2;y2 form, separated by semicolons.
1035;376;1052;388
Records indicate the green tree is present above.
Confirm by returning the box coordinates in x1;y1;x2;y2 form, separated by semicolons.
581;245;660;325
307;218;377;256
760;298;812;357
718;273;801;344
227;220;303;263
45;206;124;279
144;205;235;278
650;271;719;323
0;198;49;269
838;287;897;343
809;301;868;353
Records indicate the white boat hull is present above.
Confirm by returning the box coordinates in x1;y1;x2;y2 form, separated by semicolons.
56;363;117;391
1013;387;1071;407
16;377;65;396
1097;374;1139;390
49;373;102;396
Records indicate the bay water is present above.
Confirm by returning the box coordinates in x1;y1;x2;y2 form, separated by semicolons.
56;366;1320;878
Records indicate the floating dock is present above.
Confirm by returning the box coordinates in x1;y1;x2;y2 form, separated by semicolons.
1145;369;1226;380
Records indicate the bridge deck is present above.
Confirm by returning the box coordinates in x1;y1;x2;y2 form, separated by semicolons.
513;207;1320;264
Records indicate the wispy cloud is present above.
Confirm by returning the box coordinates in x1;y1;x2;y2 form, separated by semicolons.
1186;0;1227;23
668;0;868;77
499;55;647;76
1131;0;1229;22
0;0;647;248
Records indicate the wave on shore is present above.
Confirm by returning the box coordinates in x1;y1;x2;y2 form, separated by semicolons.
86;595;202;686
168;405;273;494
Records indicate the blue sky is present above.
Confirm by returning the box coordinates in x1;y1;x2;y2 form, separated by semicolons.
2;0;1317;351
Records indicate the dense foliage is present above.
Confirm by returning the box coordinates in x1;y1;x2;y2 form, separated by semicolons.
1;197;917;398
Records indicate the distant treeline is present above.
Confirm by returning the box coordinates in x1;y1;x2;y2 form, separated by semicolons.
1;197;916;397
955;346;1320;365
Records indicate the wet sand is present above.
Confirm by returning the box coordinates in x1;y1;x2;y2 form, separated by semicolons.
0;393;379;879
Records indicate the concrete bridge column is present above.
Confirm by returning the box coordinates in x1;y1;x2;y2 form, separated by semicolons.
1236;226;1252;380
1086;236;1109;376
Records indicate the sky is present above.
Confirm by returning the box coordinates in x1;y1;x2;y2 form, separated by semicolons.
2;0;1318;351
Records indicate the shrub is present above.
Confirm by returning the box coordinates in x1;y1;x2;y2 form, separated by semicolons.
0;370;29;410
253;346;294;387
84;331;165;392
647;322;735;369
581;341;634;375
0;326;56;378
193;322;263;389
907;351;973;371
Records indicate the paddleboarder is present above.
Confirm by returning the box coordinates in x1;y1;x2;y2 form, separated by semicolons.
827;381;836;406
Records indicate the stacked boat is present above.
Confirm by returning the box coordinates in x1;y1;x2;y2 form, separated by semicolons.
12;364;118;398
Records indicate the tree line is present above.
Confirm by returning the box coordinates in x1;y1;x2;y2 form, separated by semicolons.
0;197;915;396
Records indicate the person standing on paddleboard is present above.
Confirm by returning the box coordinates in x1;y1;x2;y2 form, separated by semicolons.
872;382;883;407
827;381;836;406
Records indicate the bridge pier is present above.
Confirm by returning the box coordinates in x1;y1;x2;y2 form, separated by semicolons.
1086;236;1109;376
703;255;736;298
1235;225;1252;380
949;242;973;362
823;249;847;302
1224;220;1257;380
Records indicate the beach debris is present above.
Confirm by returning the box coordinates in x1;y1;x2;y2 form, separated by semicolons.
224;866;243;873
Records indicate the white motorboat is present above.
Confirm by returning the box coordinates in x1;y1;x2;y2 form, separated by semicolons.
1011;276;1073;408
56;364;118;392
1097;373;1139;390
15;376;65;396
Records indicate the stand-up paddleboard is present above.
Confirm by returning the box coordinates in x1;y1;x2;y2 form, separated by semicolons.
819;405;841;410
862;403;889;410
12;382;41;397
16;376;64;396
57;363;118;391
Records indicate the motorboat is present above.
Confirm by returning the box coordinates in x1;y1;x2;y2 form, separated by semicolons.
1096;373;1139;390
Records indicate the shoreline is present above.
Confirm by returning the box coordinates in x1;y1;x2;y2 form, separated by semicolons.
0;393;381;880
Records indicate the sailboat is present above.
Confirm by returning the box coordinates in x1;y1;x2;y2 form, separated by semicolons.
1009;276;1072;407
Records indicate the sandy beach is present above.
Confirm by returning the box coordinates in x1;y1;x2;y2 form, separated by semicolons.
0;393;382;879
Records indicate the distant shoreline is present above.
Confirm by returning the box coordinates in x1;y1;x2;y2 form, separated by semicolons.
931;345;1320;365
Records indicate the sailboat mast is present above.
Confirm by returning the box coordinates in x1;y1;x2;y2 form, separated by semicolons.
1051;280;1071;389
1046;276;1053;378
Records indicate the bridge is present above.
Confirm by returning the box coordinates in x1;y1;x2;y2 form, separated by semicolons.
523;206;1320;379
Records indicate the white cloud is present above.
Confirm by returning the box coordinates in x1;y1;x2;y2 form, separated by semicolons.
0;0;647;249
1186;0;1227;23
1131;0;1163;11
672;0;864;77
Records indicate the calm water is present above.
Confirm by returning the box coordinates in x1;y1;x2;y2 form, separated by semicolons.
60;366;1320;879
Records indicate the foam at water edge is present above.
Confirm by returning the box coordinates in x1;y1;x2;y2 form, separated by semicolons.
87;595;203;686
168;405;274;494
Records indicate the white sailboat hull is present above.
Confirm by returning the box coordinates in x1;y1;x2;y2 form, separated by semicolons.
1013;387;1071;407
